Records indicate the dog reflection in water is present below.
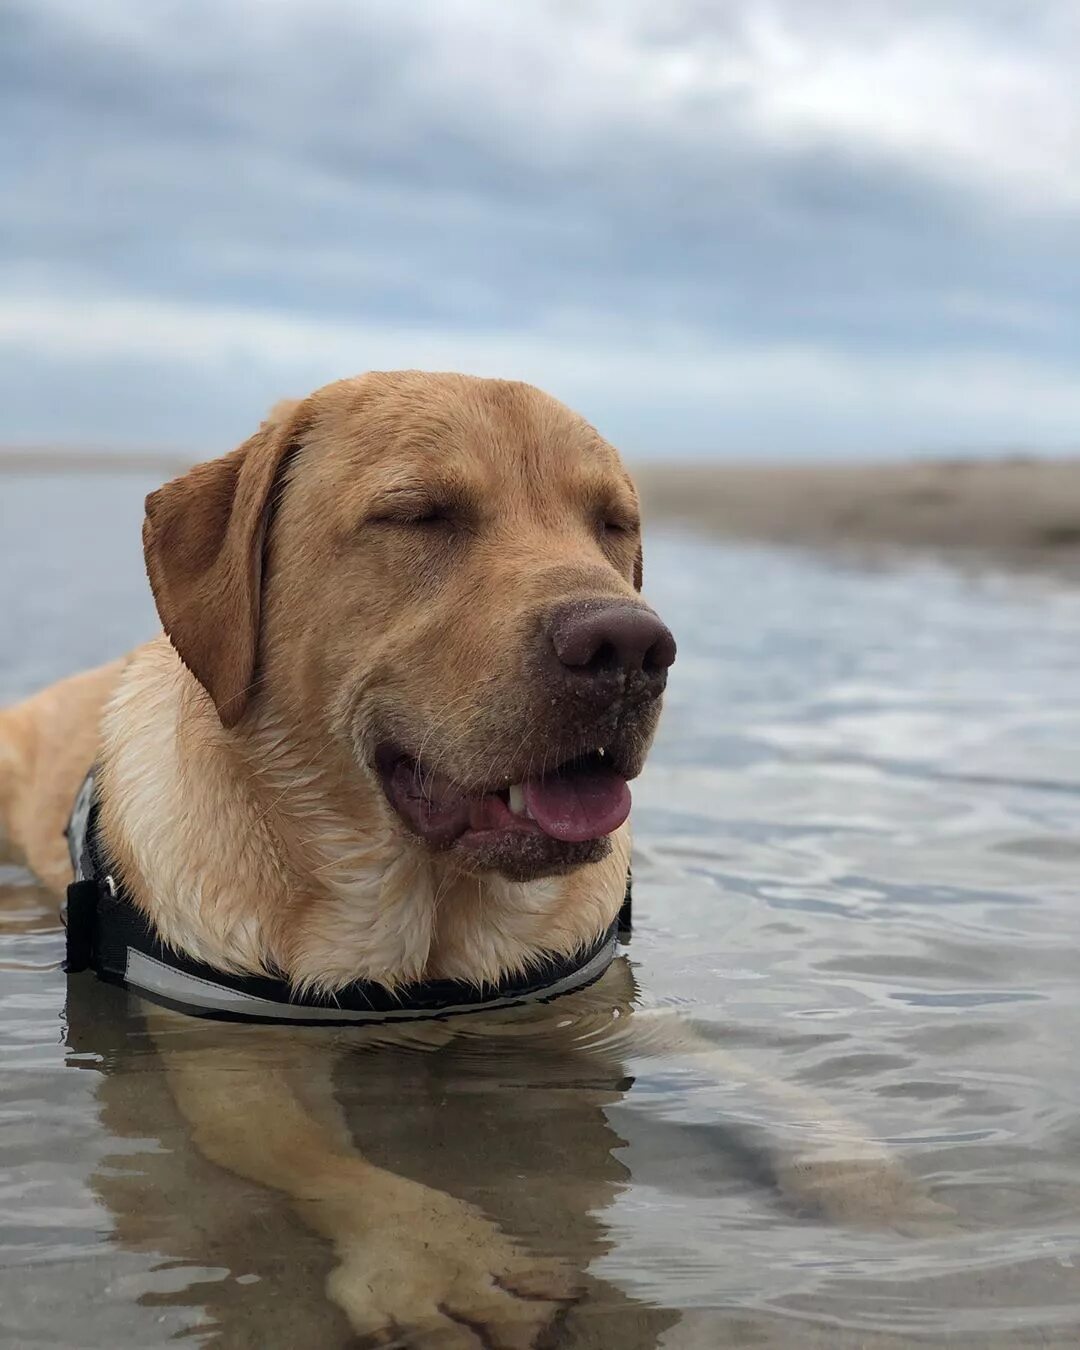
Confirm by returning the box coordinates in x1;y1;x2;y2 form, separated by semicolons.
66;965;947;1350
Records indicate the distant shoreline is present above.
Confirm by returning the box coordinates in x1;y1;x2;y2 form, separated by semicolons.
5;449;1080;575
0;450;190;475
635;457;1080;575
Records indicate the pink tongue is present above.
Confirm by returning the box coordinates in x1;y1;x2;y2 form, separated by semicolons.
522;768;632;843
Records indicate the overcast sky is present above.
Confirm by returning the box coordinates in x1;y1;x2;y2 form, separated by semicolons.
3;0;1079;459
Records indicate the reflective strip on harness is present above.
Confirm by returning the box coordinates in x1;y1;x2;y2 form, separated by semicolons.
120;933;618;1023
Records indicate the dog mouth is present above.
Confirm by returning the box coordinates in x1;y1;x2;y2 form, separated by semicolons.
375;745;632;859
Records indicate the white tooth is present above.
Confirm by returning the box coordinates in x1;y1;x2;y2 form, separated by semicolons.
597;746;606;758
508;783;526;816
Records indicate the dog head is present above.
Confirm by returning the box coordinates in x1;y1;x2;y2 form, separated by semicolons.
143;372;675;883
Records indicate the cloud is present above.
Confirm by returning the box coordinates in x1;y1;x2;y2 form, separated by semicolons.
1;0;1078;456
15;0;1076;211
3;289;1078;458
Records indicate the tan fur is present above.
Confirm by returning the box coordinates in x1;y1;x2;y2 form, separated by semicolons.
1;372;645;990
0;660;125;890
87;636;631;989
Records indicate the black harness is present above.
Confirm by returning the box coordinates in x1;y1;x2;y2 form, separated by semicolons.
63;772;631;1026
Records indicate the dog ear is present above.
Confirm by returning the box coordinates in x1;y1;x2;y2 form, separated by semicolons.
634;541;643;592
142;402;308;727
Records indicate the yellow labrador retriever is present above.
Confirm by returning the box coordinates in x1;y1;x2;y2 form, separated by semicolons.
0;371;946;1347
2;372;668;977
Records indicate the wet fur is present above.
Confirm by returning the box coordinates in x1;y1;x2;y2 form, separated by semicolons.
2;373;642;991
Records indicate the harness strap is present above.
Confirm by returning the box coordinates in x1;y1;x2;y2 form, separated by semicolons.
63;772;630;1026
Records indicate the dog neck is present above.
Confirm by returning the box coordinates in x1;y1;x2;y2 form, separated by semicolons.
95;638;627;993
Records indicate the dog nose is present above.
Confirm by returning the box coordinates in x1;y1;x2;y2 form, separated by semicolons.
552;602;677;678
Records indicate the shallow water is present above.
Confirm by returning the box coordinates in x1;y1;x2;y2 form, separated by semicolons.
2;472;1080;1348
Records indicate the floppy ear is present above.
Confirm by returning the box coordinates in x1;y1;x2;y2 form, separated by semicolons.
634;541;643;592
142;404;307;727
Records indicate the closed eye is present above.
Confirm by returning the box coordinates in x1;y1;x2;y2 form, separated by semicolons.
385;507;451;527
368;495;458;528
600;513;640;536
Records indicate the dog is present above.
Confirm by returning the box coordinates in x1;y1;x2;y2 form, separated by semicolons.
1;372;670;982
0;372;948;1348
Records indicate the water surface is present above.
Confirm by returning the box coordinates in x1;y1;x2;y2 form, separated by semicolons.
2;473;1079;1348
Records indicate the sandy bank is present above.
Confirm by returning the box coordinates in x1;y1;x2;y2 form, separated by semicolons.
635;457;1080;573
